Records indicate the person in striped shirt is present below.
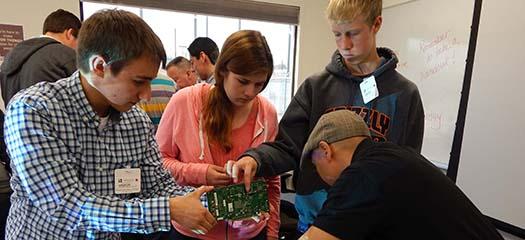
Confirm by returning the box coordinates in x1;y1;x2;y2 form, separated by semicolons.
137;69;177;131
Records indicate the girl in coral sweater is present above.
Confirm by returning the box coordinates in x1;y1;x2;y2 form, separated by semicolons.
156;30;280;240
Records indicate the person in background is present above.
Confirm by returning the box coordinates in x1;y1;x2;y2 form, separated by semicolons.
228;0;425;236
137;69;177;131
297;110;503;240
157;30;280;240
0;9;81;105
187;37;219;85
166;56;197;91
0;9;81;240
3;9;216;240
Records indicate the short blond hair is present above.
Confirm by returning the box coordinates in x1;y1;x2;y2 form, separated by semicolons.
326;0;382;25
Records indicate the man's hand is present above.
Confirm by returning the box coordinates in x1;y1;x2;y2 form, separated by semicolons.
169;186;217;234
225;156;258;192
206;164;231;186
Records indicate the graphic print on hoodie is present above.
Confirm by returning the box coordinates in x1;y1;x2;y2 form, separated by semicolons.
291;47;426;232
293;47;425;195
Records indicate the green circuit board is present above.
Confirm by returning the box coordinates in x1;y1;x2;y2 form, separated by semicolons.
206;180;269;221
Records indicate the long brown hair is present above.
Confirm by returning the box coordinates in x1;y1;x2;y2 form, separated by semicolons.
203;30;273;152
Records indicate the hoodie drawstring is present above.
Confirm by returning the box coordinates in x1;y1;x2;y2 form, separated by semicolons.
263;120;268;141
198;113;205;160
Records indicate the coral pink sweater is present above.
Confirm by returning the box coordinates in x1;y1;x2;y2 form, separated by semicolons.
156;84;280;239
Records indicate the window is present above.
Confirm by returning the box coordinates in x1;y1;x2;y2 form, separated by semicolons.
82;1;296;119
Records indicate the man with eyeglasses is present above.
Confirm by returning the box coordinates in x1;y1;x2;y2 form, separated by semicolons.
296;110;502;240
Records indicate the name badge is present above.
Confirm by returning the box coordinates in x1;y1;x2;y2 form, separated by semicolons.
114;168;141;194
360;75;379;104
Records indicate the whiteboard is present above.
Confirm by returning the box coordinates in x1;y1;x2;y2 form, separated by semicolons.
378;0;475;167
456;0;525;230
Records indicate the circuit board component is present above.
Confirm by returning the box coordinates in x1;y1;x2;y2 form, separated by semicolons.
206;180;269;220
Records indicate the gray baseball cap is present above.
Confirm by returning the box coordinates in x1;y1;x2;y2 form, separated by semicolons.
301;110;370;169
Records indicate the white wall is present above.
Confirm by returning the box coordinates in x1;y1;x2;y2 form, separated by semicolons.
456;0;525;232
383;0;418;8
0;1;80;39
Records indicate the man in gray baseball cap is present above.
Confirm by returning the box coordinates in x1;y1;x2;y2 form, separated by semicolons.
301;110;370;170
298;110;502;240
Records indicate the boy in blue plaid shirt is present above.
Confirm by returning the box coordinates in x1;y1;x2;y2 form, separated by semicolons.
4;9;216;240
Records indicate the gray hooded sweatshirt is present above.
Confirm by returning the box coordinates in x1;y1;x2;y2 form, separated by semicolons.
243;47;425;194
0;37;76;105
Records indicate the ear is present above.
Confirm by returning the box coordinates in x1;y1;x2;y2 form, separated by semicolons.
89;55;107;78
318;141;333;163
372;16;382;34
199;51;209;63
65;28;74;41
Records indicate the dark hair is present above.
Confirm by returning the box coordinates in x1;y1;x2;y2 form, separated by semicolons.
203;30;273;151
166;56;191;70
187;37;219;65
77;9;166;75
42;9;82;37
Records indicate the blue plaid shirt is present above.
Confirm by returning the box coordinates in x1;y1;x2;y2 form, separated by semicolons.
4;72;195;239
